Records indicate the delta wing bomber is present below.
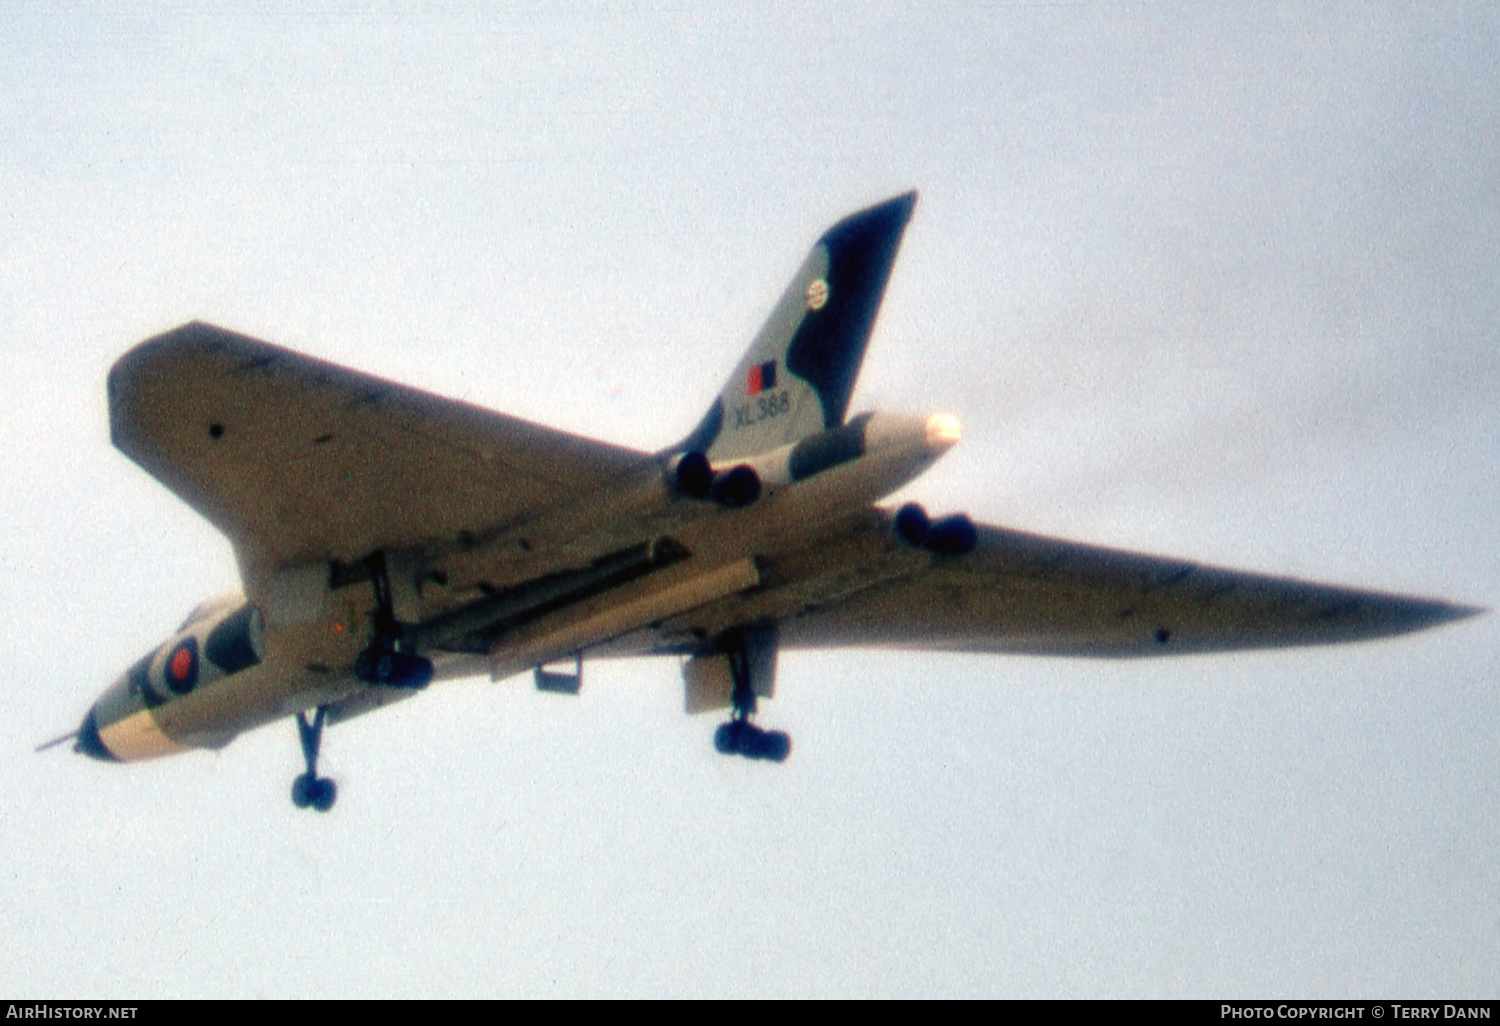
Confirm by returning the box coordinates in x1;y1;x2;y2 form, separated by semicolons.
39;193;1481;810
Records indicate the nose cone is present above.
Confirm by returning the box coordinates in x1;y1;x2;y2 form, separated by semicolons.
924;413;962;453
74;707;118;762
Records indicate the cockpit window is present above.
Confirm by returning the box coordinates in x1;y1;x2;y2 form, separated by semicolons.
175;594;240;634
205;604;262;675
176;603;213;633
126;653;164;708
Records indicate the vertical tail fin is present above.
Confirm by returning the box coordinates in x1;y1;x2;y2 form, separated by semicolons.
680;191;917;463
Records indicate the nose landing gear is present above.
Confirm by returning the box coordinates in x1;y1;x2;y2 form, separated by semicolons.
291;706;337;812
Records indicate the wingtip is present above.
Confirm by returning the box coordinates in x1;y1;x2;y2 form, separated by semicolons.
1445;602;1488;624
1384;596;1488;638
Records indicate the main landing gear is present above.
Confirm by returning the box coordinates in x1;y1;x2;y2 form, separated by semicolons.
352;551;435;690
292;551;433;812
291;706;337;812
712;632;791;762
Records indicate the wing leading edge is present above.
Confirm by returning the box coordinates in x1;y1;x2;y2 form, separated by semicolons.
775;514;1481;657
110;322;650;568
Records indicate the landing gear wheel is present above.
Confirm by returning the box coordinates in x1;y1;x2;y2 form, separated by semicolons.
757;730;792;763
310;777;337;812
354;646;434;689
291;773;337;812
713;718;792;762
714;720;742;754
926;513;978;556
894;502;931;547
737;723;792;761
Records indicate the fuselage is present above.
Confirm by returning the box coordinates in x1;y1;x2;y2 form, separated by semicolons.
77;410;961;761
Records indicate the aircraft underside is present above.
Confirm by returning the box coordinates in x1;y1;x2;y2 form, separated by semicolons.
44;192;1478;811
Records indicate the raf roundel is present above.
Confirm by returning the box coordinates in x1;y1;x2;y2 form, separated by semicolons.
806;277;829;311
165;638;199;695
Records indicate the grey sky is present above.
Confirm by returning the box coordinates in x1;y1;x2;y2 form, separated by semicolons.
2;2;1495;997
